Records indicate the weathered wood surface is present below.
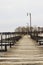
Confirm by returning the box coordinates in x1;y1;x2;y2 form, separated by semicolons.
0;35;43;65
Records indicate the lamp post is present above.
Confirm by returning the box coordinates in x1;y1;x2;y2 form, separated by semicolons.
26;23;29;35
27;13;31;32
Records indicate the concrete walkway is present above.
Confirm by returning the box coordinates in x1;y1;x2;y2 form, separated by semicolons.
0;35;43;65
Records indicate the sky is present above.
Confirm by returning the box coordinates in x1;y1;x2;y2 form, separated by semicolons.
0;0;43;32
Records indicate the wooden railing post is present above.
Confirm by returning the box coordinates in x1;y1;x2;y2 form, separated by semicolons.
10;34;11;48
36;31;38;42
1;33;2;50
5;44;7;51
5;34;7;51
13;34;15;44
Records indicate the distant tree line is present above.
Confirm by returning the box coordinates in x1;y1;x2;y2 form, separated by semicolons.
15;26;43;32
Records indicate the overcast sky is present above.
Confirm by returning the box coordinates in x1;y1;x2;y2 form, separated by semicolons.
0;0;43;32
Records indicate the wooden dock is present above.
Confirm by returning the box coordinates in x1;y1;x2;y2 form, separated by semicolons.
0;35;43;65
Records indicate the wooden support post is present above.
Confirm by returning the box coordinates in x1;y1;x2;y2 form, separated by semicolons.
8;34;10;47
10;42;11;48
5;34;7;51
39;42;41;45
5;44;7;51
1;33;2;50
36;32;38;42
11;33;14;45
10;34;11;48
13;34;15;44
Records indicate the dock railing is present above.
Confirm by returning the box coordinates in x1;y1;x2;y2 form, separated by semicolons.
0;32;22;52
30;30;43;45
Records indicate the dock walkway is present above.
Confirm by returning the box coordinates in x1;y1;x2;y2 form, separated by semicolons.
0;35;43;65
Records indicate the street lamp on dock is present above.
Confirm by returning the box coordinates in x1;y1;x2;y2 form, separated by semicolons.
27;12;31;32
26;23;29;35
